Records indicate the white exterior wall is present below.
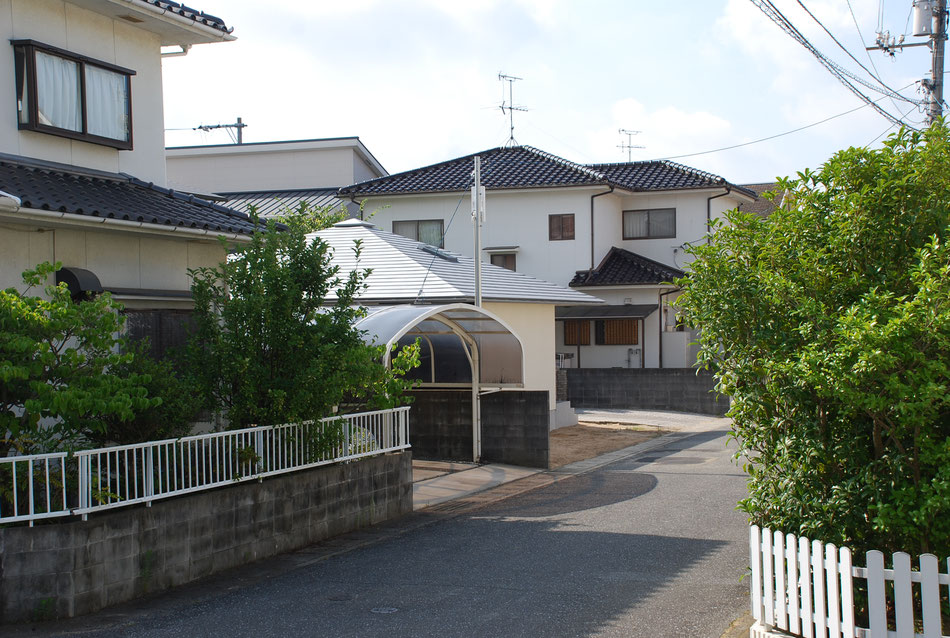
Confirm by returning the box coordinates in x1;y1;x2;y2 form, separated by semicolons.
363;187;604;287
0;220;226;304
483;301;556;410
359;184;745;370
0;0;167;184
617;191;723;269
166;140;388;195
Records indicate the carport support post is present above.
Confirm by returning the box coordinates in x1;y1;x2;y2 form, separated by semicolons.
472;341;482;462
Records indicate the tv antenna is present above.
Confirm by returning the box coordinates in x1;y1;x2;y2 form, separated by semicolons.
498;73;528;147
617;128;644;161
195;116;247;144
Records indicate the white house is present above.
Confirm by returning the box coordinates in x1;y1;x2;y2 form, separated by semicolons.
166;137;388;218
313;219;603;445
0;0;256;357
337;145;757;370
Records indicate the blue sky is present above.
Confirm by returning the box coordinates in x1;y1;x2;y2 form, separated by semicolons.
162;1;934;184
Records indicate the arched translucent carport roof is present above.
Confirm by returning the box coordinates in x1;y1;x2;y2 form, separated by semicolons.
353;303;524;386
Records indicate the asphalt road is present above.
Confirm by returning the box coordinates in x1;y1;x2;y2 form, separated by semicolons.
22;417;750;638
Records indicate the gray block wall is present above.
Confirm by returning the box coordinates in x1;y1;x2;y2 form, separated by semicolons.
565;368;730;416
0;451;412;623
408;390;550;469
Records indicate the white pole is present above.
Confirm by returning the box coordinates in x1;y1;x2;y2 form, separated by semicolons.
472;157;484;307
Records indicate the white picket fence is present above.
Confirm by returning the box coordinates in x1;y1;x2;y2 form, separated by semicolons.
750;525;950;638
0;407;410;526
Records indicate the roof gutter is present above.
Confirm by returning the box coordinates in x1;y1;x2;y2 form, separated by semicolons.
114;0;236;42
4;206;252;242
590;186;614;269
706;187;731;245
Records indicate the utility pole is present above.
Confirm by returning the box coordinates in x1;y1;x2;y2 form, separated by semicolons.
195;117;247;143
868;1;947;124
929;0;947;123
471;156;486;307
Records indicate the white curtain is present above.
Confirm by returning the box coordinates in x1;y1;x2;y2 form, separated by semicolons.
418;220;443;247
651;209;676;237
623;210;649;238
35;51;81;132
86;65;129;141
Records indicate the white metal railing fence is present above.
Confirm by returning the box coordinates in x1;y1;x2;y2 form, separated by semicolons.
0;407;410;526
750;525;950;638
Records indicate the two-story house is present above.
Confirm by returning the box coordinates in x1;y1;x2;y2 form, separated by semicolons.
337;145;756;371
0;0;256;357
166;137;389;218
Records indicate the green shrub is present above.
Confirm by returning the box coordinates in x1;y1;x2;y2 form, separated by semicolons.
677;125;950;556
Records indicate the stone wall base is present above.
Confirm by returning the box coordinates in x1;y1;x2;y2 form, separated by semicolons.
0;451;412;623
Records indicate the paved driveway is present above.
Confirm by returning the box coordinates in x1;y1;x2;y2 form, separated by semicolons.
20;413;749;638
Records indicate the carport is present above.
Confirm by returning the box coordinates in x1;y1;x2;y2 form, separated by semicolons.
355;303;525;462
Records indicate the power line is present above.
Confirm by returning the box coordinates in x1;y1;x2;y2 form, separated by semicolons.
652;83;916;162
798;1;897;92
749;0;920;127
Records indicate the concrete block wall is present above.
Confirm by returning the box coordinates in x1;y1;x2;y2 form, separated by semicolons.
408;390;551;469
0;452;412;623
555;369;568;402
480;391;549;469
565;368;730;416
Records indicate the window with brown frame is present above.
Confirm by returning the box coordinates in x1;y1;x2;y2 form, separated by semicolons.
594;319;638;345
548;213;575;240
393;219;444;247
13;40;134;150
622;208;676;239
563;319;590;346
490;253;516;271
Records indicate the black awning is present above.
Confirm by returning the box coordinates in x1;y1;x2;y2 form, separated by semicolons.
55;267;103;300
556;304;658;320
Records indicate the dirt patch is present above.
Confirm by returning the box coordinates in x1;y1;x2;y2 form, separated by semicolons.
549;422;665;468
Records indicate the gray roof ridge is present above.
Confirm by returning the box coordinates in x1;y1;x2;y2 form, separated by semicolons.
217;187;339;196
520;146;606;181
122;175;255;223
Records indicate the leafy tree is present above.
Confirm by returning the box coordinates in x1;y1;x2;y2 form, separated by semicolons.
88;339;202;446
185;208;418;429
677;125;950;555
0;263;156;454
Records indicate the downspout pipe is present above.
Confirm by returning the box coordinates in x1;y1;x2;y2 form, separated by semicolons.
706;187;731;244
590;187;614;269
658;287;679;369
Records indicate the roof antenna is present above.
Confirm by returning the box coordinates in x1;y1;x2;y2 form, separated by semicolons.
195;117;247;144
498;73;528;147
618;128;644;161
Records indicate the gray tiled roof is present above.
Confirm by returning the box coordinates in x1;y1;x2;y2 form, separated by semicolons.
220;188;348;218
570;247;684;287
136;1;232;34
312;220;603;306
338;145;755;198
0;154;258;235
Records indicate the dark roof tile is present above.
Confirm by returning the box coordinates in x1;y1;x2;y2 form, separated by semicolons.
570;247;684;287
339;145;754;198
0;154;258;235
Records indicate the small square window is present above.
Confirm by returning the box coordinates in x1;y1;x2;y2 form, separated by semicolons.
490;253;516;271
393;219;444;247
549;213;575;241
13;40;134;149
622;208;676;239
